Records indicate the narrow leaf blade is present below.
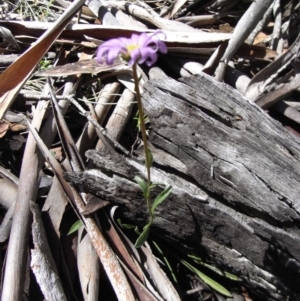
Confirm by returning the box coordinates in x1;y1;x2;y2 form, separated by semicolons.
68;220;83;235
135;224;151;248
134;176;148;199
181;260;232;297
147;149;153;168
151;185;172;215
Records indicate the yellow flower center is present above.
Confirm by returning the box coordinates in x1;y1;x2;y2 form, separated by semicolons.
121;44;140;62
126;44;139;52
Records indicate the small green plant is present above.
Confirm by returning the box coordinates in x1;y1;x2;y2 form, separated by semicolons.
97;31;171;247
39;58;52;71
117;222;239;297
181;260;232;297
134;110;149;132
68;220;83;235
133;178;172;247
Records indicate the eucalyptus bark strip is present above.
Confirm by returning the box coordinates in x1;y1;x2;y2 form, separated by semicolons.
30;201;67;301
1;101;48;301
27;121;136;301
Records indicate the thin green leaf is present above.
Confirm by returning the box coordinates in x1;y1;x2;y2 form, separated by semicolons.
135;224;151;248
149;183;158;189
151;185;172;215
152;241;178;284
147;149;153;168
117;219;137;230
188;254;241;281
68;220;83;235
134;175;147;199
224;272;242;281
181;260;232;297
134;111;148;131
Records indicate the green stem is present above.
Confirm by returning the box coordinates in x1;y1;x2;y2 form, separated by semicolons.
132;64;152;218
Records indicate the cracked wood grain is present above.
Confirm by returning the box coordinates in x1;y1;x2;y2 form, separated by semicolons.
65;73;300;300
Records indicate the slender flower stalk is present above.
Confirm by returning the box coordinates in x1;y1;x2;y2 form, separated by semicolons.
97;31;167;193
97;31;170;247
131;63;152;215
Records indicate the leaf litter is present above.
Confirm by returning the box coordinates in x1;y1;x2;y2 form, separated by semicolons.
1;0;300;300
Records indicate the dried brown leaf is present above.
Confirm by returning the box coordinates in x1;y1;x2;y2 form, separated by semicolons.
0;0;86;119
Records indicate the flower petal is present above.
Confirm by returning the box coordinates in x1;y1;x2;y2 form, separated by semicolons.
97;38;129;64
96;31;167;66
144;31;166;46
97;47;109;63
128;49;141;66
139;48;158;66
157;40;167;53
130;33;141;45
106;47;122;65
138;33;150;46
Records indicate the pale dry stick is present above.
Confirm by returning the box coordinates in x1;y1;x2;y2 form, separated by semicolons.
141;244;181;301
76;82;121;155
170;56;205;76
76;85;133;301
27;121;136;301
246;3;274;45
48;80;86;172
135;0;160;17
214;0;274;81
246;31;300;101
70;97;131;156
271;0;282;53
86;0;120;25
255;72;300;109
148;66;169;81
50;81;105;301
176;14;219;27
40;78;78;264
41;80;75;146
95;88;135;151
42;81;119;237
106;1;198;32
273;101;300;126
0;79;73;247
0;199;16;243
0;54;20;67
168;0;189;20
77;226;100;301
43;82;120;300
0;80;53;246
0;172;18;243
30;201;67;301
18;94;75;100
76;86;133;300
0;165;19;185
110;6;147;29
77;83;121;301
224;65;251;95
1;100;49;301
38;79;83;300
0;169;18;210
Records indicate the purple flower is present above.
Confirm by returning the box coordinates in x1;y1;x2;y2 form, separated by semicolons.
97;31;167;67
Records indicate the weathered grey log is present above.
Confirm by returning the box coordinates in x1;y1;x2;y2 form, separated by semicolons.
64;73;300;300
